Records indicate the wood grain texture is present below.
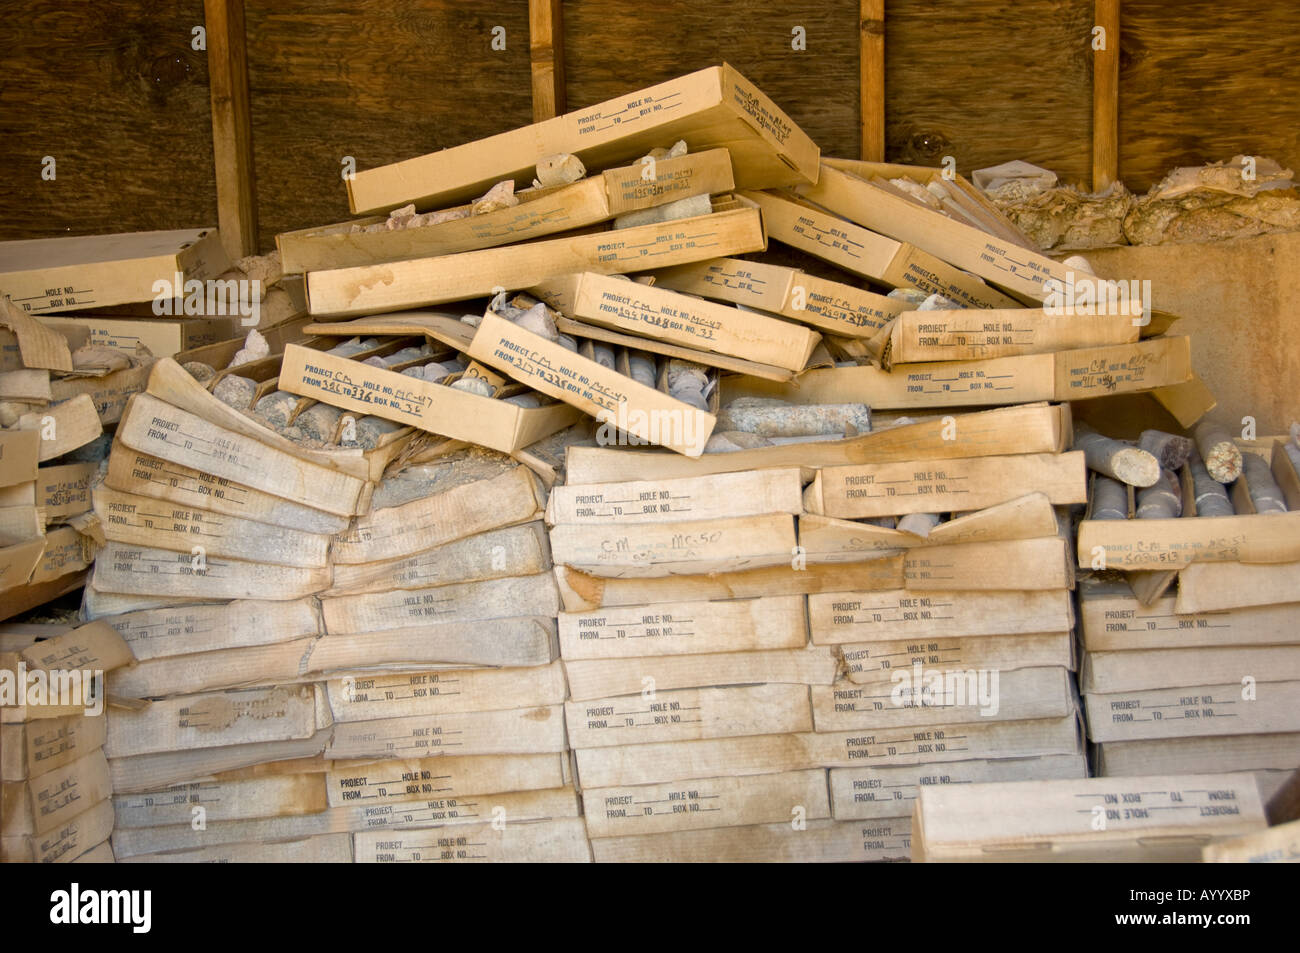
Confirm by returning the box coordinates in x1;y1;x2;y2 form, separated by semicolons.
243;0;532;249
529;0;565;121
885;0;1094;186
205;0;258;258
3;0;1300;243
859;0;885;161
1092;0;1119;191
563;0;861;160
1119;0;1300;192
0;1;216;239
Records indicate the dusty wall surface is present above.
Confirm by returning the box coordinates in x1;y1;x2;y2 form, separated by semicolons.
3;1;1298;243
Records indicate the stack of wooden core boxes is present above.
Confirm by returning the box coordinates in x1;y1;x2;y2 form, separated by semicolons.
1076;429;1300;808
88;339;583;862
2;621;134;863
549;401;1089;861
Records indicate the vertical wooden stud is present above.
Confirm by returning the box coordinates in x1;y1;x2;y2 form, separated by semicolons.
530;0;566;122
204;0;258;259
1092;0;1121;191
860;0;886;161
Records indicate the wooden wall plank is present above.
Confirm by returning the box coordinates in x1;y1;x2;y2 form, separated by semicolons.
243;1;532;249
1091;0;1120;191
3;0;1300;241
529;0;566;121
1119;0;1300;192
563;0;861;160
205;0;259;259
0;1;215;240
885;0;1094;185
859;0;885;161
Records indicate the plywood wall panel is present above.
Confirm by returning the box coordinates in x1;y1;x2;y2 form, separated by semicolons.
243;0;532;249
1119;0;1300;193
0;1;215;240
2;1;1299;246
884;0;1094;186
562;0;861;160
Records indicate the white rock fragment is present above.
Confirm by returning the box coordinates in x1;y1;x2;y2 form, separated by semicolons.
423;206;472;226
487;290;515;316
897;512;942;537
917;293;962;311
471;180;518;215
887;288;929;305
367;203;473;234
235;249;283;286
385;204;418;230
1061;254;1097;276
229;329;269;367
503;301;559;342
450;376;496;398
410;207;469;229
614;193;711;230
645;140;688;160
885;177;944;210
534;153;586;188
971;160;1059;200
